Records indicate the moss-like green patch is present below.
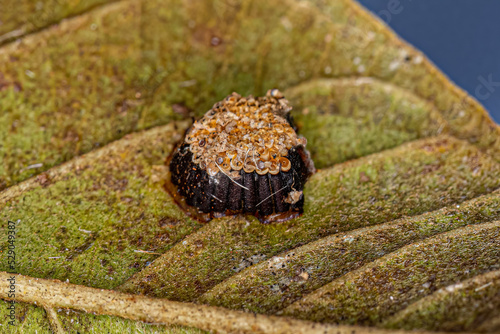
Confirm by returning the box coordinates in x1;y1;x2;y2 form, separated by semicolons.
287;78;448;168
0;300;52;333
282;222;500;325
0;1;152;190
305;0;500;159
0;0;113;43
118;135;500;301
56;308;206;334
1;0;499;332
199;190;500;314
2;0;498;192
0;123;203;289
383;269;500;332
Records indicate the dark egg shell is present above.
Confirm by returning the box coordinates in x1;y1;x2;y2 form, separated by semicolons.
165;90;315;223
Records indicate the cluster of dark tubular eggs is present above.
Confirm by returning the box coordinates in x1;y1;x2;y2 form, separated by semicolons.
167;89;314;223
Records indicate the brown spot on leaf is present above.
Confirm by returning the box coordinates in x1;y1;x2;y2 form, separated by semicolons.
129;262;140;269
158;216;178;228
103;177;128;192
422;164;441;175
172;103;190;116
143;274;154;283
359;172;370;183
421;138;450;152
36;173;51;187
155;232;171;244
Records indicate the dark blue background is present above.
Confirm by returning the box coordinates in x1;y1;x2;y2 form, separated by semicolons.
357;0;500;123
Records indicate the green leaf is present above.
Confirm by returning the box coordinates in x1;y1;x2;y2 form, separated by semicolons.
0;0;499;333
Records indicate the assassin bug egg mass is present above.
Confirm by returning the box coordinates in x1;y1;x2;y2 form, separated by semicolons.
165;89;315;223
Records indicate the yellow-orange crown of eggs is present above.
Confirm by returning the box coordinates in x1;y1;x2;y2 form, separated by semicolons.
184;89;307;177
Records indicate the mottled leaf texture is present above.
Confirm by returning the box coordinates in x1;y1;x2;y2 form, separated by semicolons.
0;0;499;333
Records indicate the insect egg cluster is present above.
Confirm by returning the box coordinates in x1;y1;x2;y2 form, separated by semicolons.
184;90;307;177
166;89;314;223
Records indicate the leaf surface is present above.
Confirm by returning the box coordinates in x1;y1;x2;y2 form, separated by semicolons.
0;0;499;333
